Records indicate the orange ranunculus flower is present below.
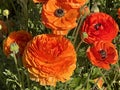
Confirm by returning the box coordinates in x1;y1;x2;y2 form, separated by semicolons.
41;0;79;35
87;41;118;70
3;30;32;56
81;12;119;44
0;20;8;34
23;34;76;86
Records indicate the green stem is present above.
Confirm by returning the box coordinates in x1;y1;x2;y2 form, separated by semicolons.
81;66;94;89
26;72;30;89
73;16;85;45
13;53;22;89
98;69;112;90
9;0;18;15
71;17;81;41
75;39;83;52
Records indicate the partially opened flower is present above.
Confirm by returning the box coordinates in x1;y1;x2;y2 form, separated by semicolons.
23;34;76;86
94;77;104;89
81;12;119;44
87;41;118;70
42;0;79;35
3;30;32;56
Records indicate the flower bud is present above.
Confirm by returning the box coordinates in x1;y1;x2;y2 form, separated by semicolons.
82;32;88;39
3;9;10;19
10;42;19;54
91;4;99;13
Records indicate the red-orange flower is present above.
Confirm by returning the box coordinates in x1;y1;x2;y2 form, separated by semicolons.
3;30;32;56
87;41;118;70
41;0;79;35
23;34;76;86
81;12;119;44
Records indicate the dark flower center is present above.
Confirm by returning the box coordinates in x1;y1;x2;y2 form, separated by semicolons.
94;23;101;30
54;8;64;17
99;50;107;59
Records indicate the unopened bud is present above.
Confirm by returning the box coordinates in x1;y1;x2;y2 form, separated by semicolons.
3;9;9;19
10;42;19;54
82;32;88;39
91;4;99;13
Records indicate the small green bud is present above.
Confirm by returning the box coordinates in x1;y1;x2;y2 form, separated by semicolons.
82;32;88;39
91;4;99;13
10;42;19;54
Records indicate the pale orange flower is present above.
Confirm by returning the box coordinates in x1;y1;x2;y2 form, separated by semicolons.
3;30;32;56
23;34;76;86
41;0;79;35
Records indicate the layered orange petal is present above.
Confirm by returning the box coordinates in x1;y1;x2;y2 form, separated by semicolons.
23;34;76;86
58;0;88;9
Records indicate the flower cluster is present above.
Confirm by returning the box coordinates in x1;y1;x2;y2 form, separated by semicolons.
2;0;119;88
81;12;119;70
21;0;87;86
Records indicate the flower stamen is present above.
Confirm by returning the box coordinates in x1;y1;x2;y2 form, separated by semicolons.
94;23;101;30
54;8;64;17
99;49;107;59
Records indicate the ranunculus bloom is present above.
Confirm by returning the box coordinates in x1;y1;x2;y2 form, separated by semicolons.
87;41;118;70
42;0;79;35
3;30;32;56
23;34;76;86
81;12;119;44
